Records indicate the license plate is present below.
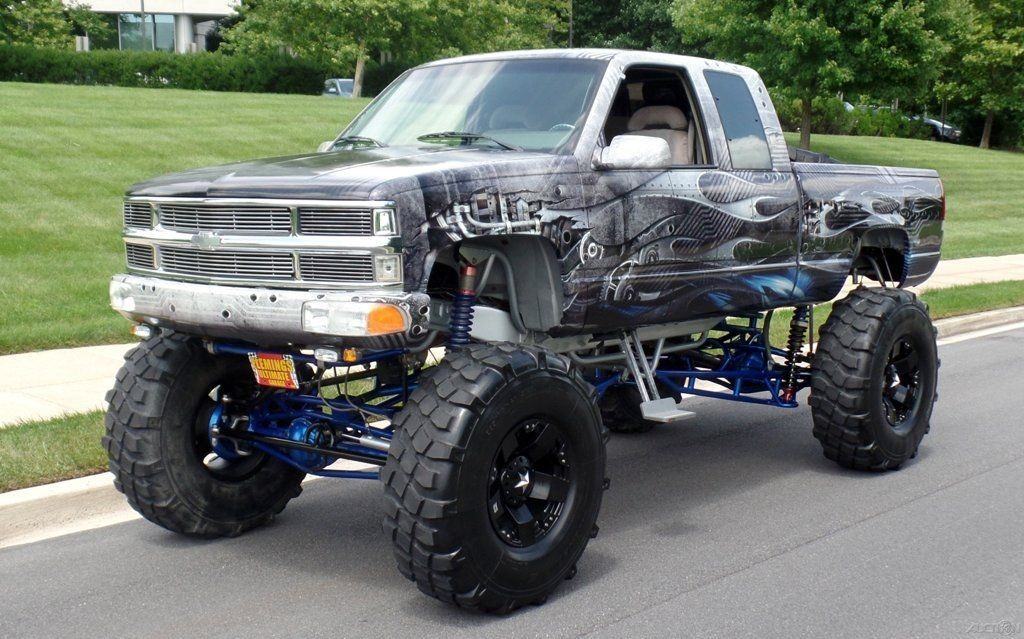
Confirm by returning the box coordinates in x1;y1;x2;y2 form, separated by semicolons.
247;352;300;389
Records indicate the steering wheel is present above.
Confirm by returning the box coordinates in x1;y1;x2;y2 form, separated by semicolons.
549;123;575;132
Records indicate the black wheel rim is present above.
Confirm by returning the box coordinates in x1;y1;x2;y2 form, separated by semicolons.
487;419;573;548
192;381;266;482
882;337;923;430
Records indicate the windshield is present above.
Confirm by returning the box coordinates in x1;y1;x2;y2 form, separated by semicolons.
341;58;608;153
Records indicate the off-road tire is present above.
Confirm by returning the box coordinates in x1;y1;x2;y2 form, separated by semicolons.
104;333;305;537
382;343;607;613
810;287;939;471
600;384;657;434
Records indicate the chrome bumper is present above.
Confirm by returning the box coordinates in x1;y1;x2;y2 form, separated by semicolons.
110;274;431;347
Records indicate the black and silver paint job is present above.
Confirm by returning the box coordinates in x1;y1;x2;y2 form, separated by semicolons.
126;49;943;338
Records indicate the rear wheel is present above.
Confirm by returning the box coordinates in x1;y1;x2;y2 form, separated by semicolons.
810;288;938;471
104;333;304;537
382;344;607;613
599;384;658;434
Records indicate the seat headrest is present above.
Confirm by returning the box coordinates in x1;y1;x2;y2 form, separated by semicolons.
627;105;689;132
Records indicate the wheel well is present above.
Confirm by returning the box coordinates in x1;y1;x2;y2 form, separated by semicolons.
853;229;908;285
427;236;564;332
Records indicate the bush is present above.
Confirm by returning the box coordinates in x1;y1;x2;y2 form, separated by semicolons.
0;45;337;94
773;93;931;142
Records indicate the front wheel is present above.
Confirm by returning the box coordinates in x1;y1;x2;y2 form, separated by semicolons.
382;344;607;613
810;287;938;471
104;333;305;537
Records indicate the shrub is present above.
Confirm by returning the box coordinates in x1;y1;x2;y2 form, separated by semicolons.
0;45;337;94
772;92;931;142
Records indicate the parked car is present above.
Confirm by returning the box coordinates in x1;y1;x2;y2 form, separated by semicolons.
915;116;961;142
845;101;961;142
107;49;944;614
322;78;354;98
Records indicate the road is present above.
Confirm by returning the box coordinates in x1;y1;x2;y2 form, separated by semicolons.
2;327;1023;638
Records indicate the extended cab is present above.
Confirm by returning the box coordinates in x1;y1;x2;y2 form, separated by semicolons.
106;50;943;613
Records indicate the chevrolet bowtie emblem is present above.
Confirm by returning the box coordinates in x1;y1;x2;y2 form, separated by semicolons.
190;231;222;250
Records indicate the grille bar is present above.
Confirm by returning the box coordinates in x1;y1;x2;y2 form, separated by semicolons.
123;202;153;228
125;243;155;269
158;203;292;235
299;254;375;282
159;247;295;280
298;208;374;236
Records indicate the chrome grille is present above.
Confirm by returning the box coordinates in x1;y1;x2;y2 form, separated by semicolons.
158;203;291;235
125;243;155;269
299;254;375;282
298;207;374;236
159;247;294;280
123;202;153;228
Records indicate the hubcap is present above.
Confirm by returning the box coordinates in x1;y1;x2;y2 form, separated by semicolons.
882;337;923;429
488;420;573;548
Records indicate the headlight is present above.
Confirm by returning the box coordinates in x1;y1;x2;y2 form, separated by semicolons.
109;281;135;312
373;208;397;236
374;254;402;283
302;301;408;336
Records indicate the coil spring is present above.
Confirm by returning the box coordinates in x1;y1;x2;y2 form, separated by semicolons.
781;306;810;401
447;290;476;347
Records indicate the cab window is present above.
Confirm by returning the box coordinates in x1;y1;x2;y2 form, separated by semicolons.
601;66;710;166
703;71;772;170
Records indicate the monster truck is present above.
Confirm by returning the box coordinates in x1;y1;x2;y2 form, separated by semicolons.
105;49;943;613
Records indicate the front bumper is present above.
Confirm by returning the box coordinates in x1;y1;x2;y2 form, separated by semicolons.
110;274;431;347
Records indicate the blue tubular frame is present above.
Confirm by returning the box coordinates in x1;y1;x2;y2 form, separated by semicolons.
588;316;811;409
207;342;416;480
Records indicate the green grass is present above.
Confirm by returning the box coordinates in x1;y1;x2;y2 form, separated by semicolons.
0;411;106;492
0;82;370;354
786;132;1024;260
3;281;1023;494
767;279;1024;345
0;81;1020;354
920;279;1024;319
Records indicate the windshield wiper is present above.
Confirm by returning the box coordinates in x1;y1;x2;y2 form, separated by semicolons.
331;135;386;148
417;131;521;151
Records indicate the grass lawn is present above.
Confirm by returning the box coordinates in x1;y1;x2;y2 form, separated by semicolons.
0;81;1020;354
767;279;1024;345
0;82;369;354
785;132;1024;260
3;280;1022;494
0;411;106;492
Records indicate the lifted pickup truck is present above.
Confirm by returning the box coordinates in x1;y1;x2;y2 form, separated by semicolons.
106;49;943;613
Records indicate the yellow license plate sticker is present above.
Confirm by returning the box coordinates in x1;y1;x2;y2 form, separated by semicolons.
247;352;300;389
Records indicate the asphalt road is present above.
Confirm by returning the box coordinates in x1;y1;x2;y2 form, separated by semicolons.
2;328;1023;639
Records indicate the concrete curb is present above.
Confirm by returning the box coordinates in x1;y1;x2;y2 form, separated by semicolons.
933;305;1024;339
3;305;1023;549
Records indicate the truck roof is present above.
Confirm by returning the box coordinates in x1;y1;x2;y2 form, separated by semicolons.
416;48;756;78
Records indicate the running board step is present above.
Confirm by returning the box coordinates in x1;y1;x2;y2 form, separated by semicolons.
640;398;697;423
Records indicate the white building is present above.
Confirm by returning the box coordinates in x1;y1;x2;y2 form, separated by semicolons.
65;0;235;53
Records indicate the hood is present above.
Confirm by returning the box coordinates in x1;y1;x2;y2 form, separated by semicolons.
128;146;573;201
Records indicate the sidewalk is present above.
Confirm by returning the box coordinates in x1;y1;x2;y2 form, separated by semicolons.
2;253;1024;427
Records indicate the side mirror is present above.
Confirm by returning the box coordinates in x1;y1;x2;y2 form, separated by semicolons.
317;140;335;153
595;135;671;170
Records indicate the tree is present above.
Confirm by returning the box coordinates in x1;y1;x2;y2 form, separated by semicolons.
0;0;111;48
951;0;1024;148
1;0;73;47
575;0;684;52
222;0;411;97
673;0;951;148
222;0;569;98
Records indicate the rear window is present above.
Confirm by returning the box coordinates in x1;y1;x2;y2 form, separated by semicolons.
704;71;772;170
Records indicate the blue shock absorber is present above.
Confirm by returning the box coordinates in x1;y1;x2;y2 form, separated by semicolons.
448;263;478;348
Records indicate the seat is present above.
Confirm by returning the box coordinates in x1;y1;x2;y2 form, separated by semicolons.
626;105;691;165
